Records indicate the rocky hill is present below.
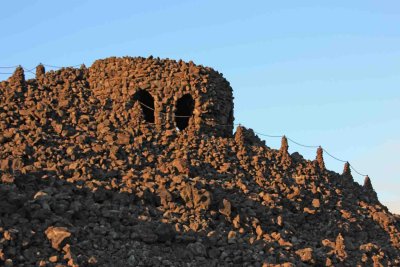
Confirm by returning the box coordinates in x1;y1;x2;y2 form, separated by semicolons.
0;57;399;266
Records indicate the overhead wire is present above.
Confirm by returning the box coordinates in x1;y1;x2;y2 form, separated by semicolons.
286;137;320;148
350;165;367;177
322;148;348;163
0;66;19;69
254;131;283;138
0;63;83;76
42;63;82;69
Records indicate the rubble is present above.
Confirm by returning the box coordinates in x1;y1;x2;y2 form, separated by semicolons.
0;56;399;266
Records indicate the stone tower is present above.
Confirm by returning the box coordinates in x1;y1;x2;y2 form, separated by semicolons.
88;56;234;137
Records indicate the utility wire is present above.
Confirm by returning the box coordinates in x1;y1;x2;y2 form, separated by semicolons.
254;131;283;138
0;66;18;69
1;63;83;74
350;165;367;177
25;66;37;72
42;63;82;69
322;148;348;163
286;136;319;148
23;68;36;75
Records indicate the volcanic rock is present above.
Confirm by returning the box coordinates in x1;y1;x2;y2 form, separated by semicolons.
45;226;71;251
0;56;399;266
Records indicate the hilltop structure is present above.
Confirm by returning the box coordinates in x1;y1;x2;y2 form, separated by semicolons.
1;56;234;137
0;57;399;266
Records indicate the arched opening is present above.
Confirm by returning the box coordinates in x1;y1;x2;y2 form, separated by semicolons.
132;90;155;123
175;94;194;131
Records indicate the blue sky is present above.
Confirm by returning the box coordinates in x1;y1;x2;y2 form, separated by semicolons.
1;1;399;213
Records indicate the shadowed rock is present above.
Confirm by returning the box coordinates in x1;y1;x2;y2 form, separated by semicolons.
0;56;399;266
36;64;45;81
364;175;373;191
280;135;289;154
342;162;351;176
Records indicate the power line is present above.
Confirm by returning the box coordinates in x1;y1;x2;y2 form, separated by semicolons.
0;66;18;69
25;66;37;72
350;165;367;177
23;68;36;75
42;63;82;69
254;131;283;138
42;64;62;68
286;136;319;148
322;148;348;163
0;63;83;74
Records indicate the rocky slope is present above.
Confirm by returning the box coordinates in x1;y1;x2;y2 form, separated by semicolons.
0;61;399;266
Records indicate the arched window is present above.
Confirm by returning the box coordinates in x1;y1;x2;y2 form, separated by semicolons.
175;94;194;131
133;90;155;123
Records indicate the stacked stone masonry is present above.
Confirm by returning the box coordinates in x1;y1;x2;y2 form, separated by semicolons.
1;57;400;266
88;56;234;136
1;56;234;137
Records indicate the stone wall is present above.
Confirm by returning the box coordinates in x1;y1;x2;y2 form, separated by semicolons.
88;56;234;136
1;56;234;137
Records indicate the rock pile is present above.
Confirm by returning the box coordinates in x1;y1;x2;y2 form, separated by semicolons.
0;57;399;266
88;56;234;136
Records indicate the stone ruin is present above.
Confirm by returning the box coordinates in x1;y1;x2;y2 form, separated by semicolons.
1;56;400;266
1;56;234;137
89;57;234;136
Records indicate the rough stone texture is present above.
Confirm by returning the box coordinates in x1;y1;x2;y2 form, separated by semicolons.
0;57;399;266
88;56;234;137
45;226;71;251
316;146;325;170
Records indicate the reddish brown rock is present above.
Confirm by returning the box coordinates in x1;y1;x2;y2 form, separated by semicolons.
364;175;373;191
0;56;399;266
219;198;232;218
172;158;189;174
180;183;211;211
316;146;325;170
295;248;314;263
342;162;351;176
45;226;71;251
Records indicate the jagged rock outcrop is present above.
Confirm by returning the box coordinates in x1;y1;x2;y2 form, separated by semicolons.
0;57;399;266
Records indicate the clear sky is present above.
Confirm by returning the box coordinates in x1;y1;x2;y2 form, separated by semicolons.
1;1;399;213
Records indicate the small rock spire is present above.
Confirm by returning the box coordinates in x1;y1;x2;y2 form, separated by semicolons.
316;146;325;170
234;125;244;146
36;64;45;81
279;135;291;168
363;175;377;200
342;162;351;176
9;66;25;86
363;175;373;191
8;66;26;98
280;135;288;154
